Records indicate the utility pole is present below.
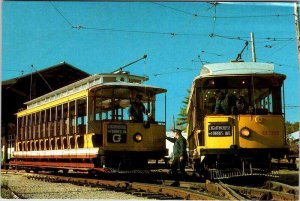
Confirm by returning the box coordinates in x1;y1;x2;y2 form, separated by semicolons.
292;3;299;145
250;32;256;62
294;2;300;69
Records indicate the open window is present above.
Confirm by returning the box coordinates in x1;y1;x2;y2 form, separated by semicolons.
93;87;158;122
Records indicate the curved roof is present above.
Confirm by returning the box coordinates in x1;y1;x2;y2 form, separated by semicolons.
89;82;167;94
25;72;164;109
199;62;275;77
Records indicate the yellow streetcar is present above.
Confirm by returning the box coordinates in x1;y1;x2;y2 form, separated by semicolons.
186;62;288;179
10;70;167;172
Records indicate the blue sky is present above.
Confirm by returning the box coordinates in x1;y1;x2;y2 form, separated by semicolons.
2;2;299;129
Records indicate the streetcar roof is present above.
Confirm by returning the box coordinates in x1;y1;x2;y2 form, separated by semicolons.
24;72;158;109
89;82;167;94
198;62;278;77
186;62;286;115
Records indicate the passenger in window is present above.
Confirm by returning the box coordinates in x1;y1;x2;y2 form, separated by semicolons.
232;96;247;114
222;93;237;115
129;94;150;123
213;89;225;114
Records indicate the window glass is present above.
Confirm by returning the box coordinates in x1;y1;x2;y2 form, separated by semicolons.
202;87;280;115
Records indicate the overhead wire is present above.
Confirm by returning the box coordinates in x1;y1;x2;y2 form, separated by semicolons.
256;58;298;69
151;2;200;17
152;67;198;77
285;105;300;108
80;26;177;36
47;2;297;77
216;13;294;19
263;40;294;60
3;69;30;74
212;3;217;35
201;50;223;57
48;2;295;43
150;2;294;19
49;1;74;27
30;65;53;92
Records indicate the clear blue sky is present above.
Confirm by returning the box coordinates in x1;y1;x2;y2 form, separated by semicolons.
2;2;299;129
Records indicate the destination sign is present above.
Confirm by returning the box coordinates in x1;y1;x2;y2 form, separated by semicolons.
208;125;232;137
107;124;127;143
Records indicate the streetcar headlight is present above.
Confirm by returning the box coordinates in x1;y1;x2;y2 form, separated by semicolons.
133;133;143;142
240;127;251;137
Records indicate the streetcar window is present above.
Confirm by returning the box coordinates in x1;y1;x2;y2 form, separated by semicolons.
77;98;87;134
83;116;87;125
95;113;101;121
69;101;75;134
203;88;250;115
94;88;156;122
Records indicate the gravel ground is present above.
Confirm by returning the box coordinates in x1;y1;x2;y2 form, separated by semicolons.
1;173;147;199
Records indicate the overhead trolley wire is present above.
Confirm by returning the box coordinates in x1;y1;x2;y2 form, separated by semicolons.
80;26;177;36
151;2;200;17
151;2;294;19
201;50;223;57
256;58;298;69
152;66;198;77
49;1;74;27
215;13;294;19
49;2;295;42
3;69;30;74
263;40;294;60
210;33;249;42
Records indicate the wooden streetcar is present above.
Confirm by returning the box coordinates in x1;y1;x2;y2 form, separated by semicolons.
9;70;167;173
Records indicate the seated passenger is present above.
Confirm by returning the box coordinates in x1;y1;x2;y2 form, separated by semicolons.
213;89;225;114
129;94;150;123
232;96;247;114
222;93;237;115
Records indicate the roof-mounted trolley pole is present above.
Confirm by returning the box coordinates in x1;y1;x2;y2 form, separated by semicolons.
112;54;147;74
234;41;249;62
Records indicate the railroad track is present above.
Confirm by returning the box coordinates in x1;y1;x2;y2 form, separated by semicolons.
26;173;298;200
161;180;299;200
26;173;222;200
2;170;298;200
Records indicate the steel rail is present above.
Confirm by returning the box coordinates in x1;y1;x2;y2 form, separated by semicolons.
161;179;298;201
263;180;299;195
4;170;298;200
26;174;222;200
163;180;246;200
226;183;299;200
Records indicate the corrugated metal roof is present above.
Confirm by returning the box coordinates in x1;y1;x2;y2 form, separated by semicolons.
2;61;89;85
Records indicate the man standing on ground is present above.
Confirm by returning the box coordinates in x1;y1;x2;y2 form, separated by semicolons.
166;129;188;181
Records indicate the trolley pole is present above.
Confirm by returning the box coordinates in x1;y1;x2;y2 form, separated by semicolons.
294;2;300;69
250;32;256;62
